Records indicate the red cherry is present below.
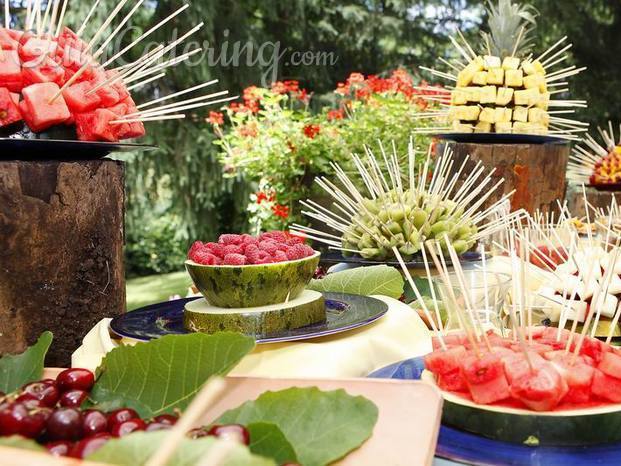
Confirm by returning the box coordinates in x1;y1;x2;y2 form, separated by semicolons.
21;406;51;438
187;427;208;439
82;410;108;436
111;418;146;437
45;440;73;457
46;408;83;441
69;433;112;459
153;414;177;425
145;421;172;432
56;368;95;393
206;424;250;445
20;381;60;407
107;408;139;429
0;403;24;436
59;389;88;408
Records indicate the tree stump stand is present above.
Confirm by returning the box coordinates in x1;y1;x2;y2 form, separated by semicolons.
440;142;570;214
0;160;125;366
565;183;621;218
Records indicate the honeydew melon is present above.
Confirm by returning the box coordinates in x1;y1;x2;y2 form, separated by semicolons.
183;289;326;336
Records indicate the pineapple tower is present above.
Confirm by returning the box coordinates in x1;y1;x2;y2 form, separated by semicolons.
567;123;621;186
422;0;587;137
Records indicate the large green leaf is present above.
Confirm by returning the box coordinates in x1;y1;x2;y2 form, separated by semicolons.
0;436;45;451
247;422;298;465
307;265;404;299
0;332;53;393
90;332;255;417
88;431;275;466
217;387;378;466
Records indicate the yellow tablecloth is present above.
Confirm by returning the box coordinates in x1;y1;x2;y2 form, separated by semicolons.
72;295;431;378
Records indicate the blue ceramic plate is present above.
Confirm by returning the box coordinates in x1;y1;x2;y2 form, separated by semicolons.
435;132;567;145
110;292;388;343
369;357;621;466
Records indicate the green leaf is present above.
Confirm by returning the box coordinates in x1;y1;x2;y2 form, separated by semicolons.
307;265;404;299
88;431;275;466
217;387;378;466
0;332;53;393
247;422;298;465
90;332;255;417
0;436;45;452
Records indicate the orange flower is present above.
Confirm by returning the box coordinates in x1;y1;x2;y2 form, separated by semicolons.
239;123;258;138
271;81;288;94
348;72;365;83
327;109;344;121
207;111;224;125
302;124;320;139
272;204;289;219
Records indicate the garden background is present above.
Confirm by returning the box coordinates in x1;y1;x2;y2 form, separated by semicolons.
55;0;621;305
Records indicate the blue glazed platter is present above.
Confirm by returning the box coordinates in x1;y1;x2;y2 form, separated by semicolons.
370;357;621;465
110;292;388;344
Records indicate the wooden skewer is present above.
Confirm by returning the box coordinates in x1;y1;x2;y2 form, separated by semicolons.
541;43;573;67
4;0;9;29
129;48;203;81
110;114;186;124
76;0;103;36
511;25;525;57
421;246;445;333
126;72;166;91
535;36;567;62
136;79;219;109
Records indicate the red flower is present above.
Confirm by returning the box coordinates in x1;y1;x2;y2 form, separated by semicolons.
271;81;288;94
297;88;309;103
284;80;300;93
348;72;364;84
272;204;289;219
302;124;320;139
207;111;224;125
256;191;268;204
327;109;344;121
335;82;348;95
239;124;258;138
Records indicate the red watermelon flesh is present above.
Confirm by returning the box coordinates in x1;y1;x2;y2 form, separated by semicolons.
0;87;22;126
6;28;23;42
91;108;120;141
9;92;18;104
57;27;87;51
22;56;64;86
0;28;18;49
544;350;594;367
438;370;467;392
424;346;467;375
122;120;145;139
503;352;544;385
592;370;621;402
0;49;22;92
598;351;621;379
22;83;71;131
19;37;58;61
460;353;510;404
74;111;96;141
510;363;568;411
552;361;594;404
62;81;101;113
432;333;463;350
580;337;609;364
60;45;90;71
20;98;45;132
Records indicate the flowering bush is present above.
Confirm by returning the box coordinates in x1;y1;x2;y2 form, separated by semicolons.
210;70;443;231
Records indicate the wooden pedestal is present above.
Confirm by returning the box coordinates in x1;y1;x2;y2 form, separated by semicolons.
566;183;621;218
440;142;570;214
0;160;125;366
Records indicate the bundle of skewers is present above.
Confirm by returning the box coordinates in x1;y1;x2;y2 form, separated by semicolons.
567;122;621;187
0;0;234;141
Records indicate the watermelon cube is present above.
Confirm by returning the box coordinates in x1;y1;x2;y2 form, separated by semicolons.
510;363;568;411
61;45;90;71
75;109;120;142
438;370;467;392
0;49;22;92
424;346;467;375
553;361;594;404
580;336;609;364
22;56;64;86
0;87;22;127
0;28;18;49
9;92;19;105
57;27;87;51
503;352;544;385
592;370;621;402
62;81;101;113
20;37;58;61
22;83;71;132
5;29;23;42
598;351;621;379
74;111;96;141
95;85;120;107
120;120;145;140
460;353;510;404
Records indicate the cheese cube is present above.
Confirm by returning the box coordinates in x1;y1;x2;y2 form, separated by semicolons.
483;55;501;70
522;60;536;75
495;122;513;133
494;107;512;123
514;88;540;106
495;87;514;106
472;71;488;85
479;107;496;124
452;120;474;133
474;121;492;133
513;106;528;122
528;108;549;126
536;92;550;110
451;87;469;105
479;86;497;104
457;68;475;87
487;68;504;85
502;56;520;70
505;69;523;87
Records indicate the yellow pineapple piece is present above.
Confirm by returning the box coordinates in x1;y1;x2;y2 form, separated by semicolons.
522;60;536;75
472;71;489;85
523;73;547;93
502;57;520;70
533;60;545;74
528;108;550;126
479;107;496;124
487;68;504;85
495;122;513;133
451;87;469;105
475;121;492;133
513;106;528;122
450;105;481;121
469;56;485;72
465;87;481;103
452;120;474;133
514;122;547;135
479;86;497;104
505;69;524;87
457;68;476;87
494;107;512;123
495;87;514;106
514;88;540;106
483;55;501;70
536;92;551;110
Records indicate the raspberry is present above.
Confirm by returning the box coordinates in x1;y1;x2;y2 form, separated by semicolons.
272;250;288;262
260;231;287;243
244;243;259;257
254;255;274;264
193;250;221;265
219;234;243;245
188;241;205;260
241;234;258;246
248;250;271;265
223;244;244;255
285;234;305;246
258;240;279;255
205;242;226;258
286;243;314;260
222;253;247;265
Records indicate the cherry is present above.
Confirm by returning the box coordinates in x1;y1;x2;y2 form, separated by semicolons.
59;389;88;408
153;413;178;425
70;433;111;459
46;408;83;441
45;440;73;457
107;408;139;429
56;368;95;393
207;424;250;445
82;410;108;436
21;406;51;438
111;418;146;437
187;427;208;439
20;381;60;408
145;421;172;432
0;402;49;438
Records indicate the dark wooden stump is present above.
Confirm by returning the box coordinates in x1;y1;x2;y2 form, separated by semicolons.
0;160;125;366
440;142;570;214
566;183;621;218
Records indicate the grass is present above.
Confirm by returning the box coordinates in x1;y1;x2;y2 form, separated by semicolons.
126;270;192;311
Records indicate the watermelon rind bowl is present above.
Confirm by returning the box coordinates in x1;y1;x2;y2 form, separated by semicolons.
185;251;320;308
422;370;621;446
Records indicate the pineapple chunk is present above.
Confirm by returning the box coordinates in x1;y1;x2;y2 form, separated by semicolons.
495;87;514;106
479;107;496;124
522;60;536;75
469;56;485;72
465;87;481;103
514;122;547;135
505;69;524;87
533;60;546;74
495;122;513;133
474;121;492;133
528;108;550;126
452;120;474;133
472;71;488;85
487;68;504;85
457;68;476;87
536;92;551;110
523;73;546;92
502;57;520;70
483;55;501;70
494;107;512;123
479;86;497;104
450;105;481;121
513;106;528;122
514;88;540;106
451;87;469;105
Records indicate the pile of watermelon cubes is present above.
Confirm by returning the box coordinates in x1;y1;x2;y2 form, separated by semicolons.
188;231;316;266
0;27;145;141
425;326;621;411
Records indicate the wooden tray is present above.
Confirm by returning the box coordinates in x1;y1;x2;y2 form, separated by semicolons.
0;373;443;466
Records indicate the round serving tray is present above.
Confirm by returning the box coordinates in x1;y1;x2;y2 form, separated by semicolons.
110;292;388;343
0;138;156;160
587;183;621;192
434;132;568;145
319;250;482;268
370;357;621;465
